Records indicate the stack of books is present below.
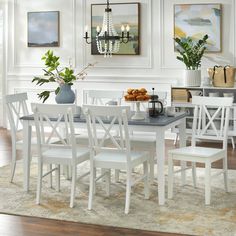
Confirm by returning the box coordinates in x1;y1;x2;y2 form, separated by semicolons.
172;89;189;102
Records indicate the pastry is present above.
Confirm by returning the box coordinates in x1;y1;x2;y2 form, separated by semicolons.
124;88;150;101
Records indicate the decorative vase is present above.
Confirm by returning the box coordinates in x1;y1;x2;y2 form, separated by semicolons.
55;84;75;104
183;69;201;87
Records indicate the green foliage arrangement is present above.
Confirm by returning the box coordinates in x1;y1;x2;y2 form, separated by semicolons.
174;34;208;70
32;50;96;102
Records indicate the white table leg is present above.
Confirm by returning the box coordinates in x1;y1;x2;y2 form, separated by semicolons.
23;120;31;192
179;118;187;185
156;128;165;205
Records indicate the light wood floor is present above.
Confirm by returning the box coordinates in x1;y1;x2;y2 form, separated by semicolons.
0;128;235;236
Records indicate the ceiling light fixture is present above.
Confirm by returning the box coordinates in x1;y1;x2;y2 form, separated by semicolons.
84;0;131;57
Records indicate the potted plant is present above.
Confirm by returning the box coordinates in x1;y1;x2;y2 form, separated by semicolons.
174;34;208;87
32;50;96;103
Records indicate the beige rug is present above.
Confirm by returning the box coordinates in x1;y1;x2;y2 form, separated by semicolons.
0;160;236;236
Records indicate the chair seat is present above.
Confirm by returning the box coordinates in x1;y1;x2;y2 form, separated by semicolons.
130;134;156;143
94;150;149;169
75;130;116;145
16;137;60;149
42;147;89;165
169;146;225;162
129;134;156;149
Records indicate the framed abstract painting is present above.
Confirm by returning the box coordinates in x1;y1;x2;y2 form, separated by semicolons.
174;4;222;52
28;11;60;47
91;2;140;55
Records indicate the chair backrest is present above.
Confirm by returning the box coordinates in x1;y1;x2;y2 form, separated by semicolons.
191;96;233;149
84;90;124;105
32;103;77;161
5;93;29;133
83;105;132;162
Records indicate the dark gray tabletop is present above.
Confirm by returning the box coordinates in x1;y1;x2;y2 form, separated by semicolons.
21;112;186;127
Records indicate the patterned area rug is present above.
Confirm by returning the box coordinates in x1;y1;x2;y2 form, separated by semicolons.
0;160;236;236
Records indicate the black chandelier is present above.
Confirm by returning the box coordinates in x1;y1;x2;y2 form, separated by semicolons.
84;0;131;57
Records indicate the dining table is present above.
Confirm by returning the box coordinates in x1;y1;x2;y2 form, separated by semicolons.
21;110;186;206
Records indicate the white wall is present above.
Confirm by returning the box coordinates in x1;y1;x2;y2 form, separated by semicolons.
0;9;3;127
0;1;7;128
4;0;236;117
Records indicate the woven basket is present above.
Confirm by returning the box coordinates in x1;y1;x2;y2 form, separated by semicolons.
208;66;235;88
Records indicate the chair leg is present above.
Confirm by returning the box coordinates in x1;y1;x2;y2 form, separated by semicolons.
149;151;155;184
115;170;120;183
48;164;53;188
143;161;149;199
174;133;179;146
67;165;72;180
36;162;43;205
10;148;17;183
180;161;186;186
205;161;211;205
125;170;132;214
63;165;72;180
88;167;96;210
168;155;174;199
192;162;197;188
231;137;235;149
70;165;77;208
93;169;96;195
56;164;60;192
105;169;111;197
223;156;229;192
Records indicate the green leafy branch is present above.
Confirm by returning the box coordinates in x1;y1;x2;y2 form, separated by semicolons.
174;34;208;70
32;50;96;102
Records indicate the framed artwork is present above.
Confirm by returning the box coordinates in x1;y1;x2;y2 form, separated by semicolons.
174;4;222;52
91;3;140;55
28;11;60;47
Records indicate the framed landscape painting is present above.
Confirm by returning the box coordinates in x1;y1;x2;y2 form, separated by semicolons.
28;11;60;47
174;4;222;52
91;3;140;55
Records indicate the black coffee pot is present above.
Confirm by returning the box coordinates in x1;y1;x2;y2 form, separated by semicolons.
148;88;163;117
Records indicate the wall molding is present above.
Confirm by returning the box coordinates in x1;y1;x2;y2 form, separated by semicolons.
11;0;76;69
0;2;8;127
7;73;177;84
234;0;236;64
160;0;236;70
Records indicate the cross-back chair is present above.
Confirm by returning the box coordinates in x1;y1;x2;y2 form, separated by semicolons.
75;90;124;146
84;105;149;214
5;93;32;182
168;96;233;204
32;103;90;208
86;90;124;105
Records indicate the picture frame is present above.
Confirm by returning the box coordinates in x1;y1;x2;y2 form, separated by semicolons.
91;2;140;55
174;4;222;52
28;11;60;47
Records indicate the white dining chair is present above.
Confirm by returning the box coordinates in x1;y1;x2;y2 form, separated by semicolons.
32;103;90;208
168;96;233;205
84;105;149;214
5;93;35;182
85;90;124;106
75;90;124;146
